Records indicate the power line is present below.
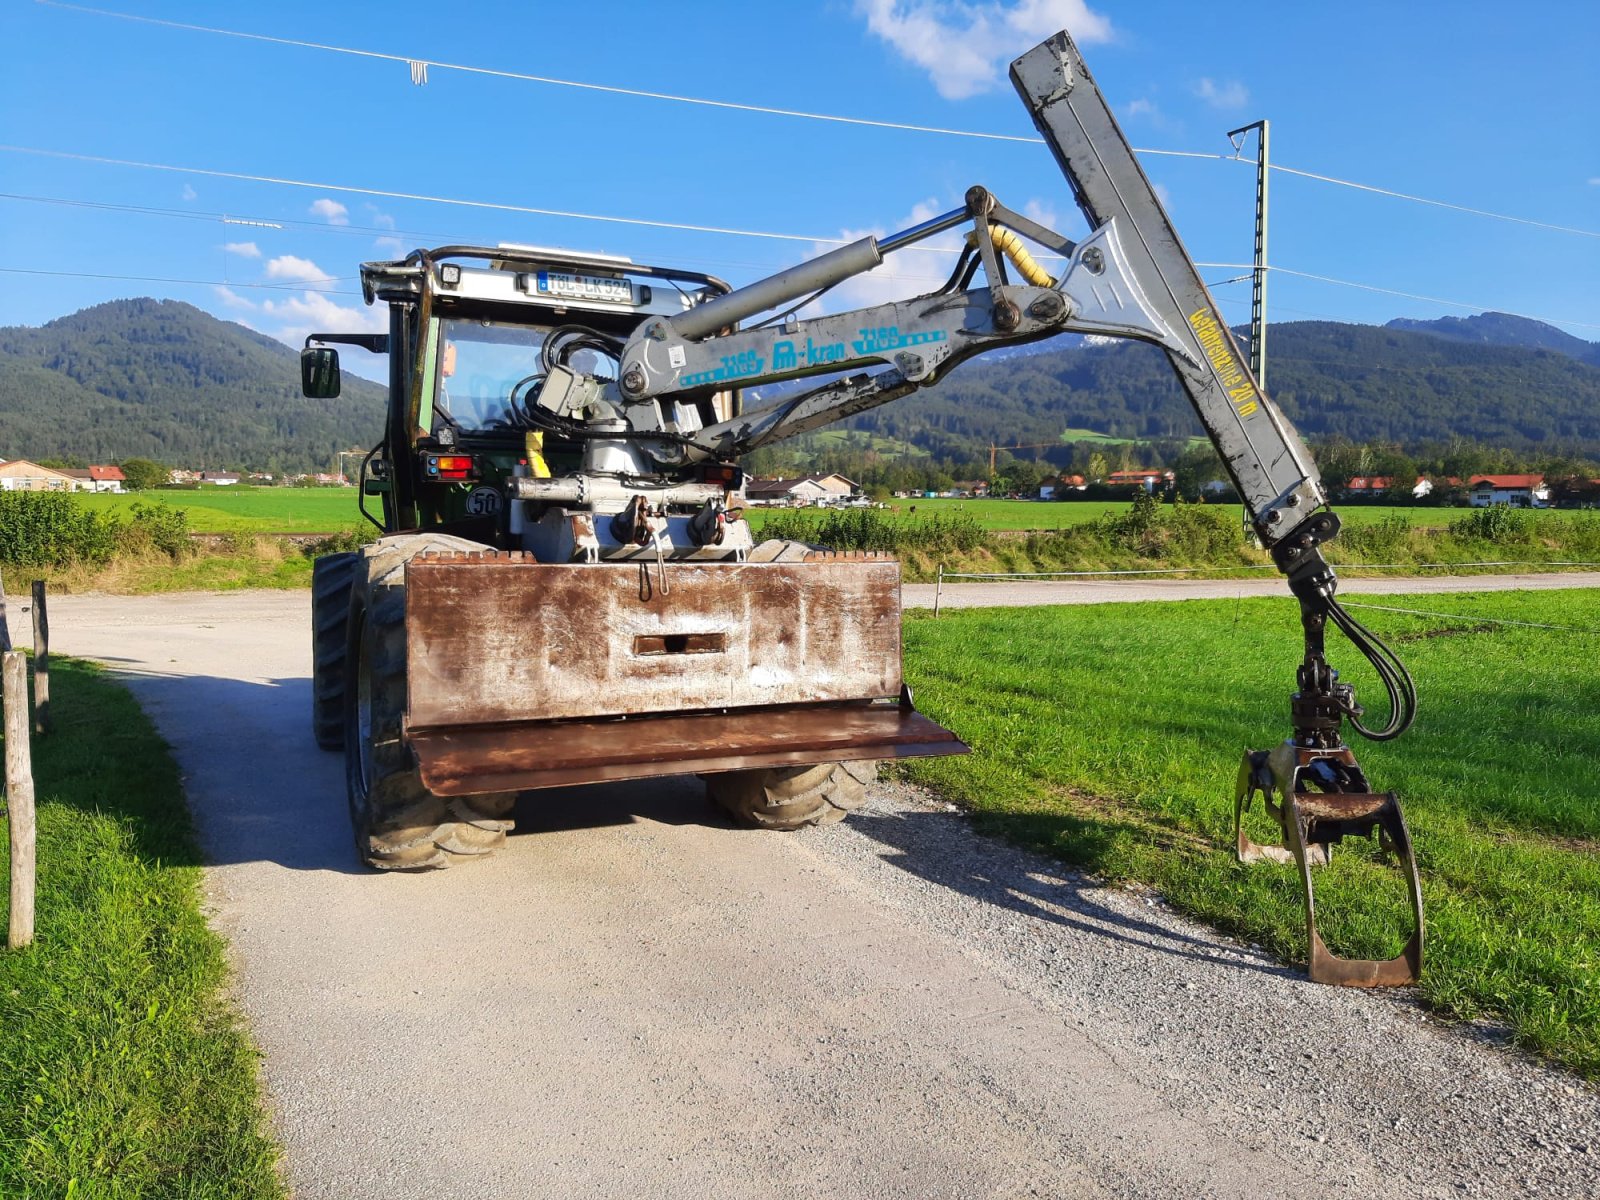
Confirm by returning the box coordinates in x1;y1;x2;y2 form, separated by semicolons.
0;144;845;246
6;164;1595;334
33;0;1600;240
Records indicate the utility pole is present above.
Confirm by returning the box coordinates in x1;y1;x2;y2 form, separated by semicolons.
1227;119;1269;392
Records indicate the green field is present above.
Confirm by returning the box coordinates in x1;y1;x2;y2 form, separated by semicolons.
79;486;365;533
899;588;1600;1076
76;488;1587;541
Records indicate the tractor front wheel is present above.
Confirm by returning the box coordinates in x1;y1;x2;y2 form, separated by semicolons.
706;761;874;830
343;534;517;870
311;551;358;750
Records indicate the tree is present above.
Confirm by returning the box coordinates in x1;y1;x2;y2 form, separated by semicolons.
119;458;169;490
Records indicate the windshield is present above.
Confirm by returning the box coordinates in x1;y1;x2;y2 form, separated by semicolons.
433;319;547;433
432;317;622;434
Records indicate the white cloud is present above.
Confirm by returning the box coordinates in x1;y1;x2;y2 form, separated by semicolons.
1124;97;1159;120
1021;198;1060;233
1589;177;1600;186
858;0;1113;100
264;254;330;284
364;204;397;229
257;289;387;351
1153;182;1173;209
1194;77;1249;110
181;184;198;201
223;241;262;258
309;198;350;225
373;235;408;257
214;285;256;309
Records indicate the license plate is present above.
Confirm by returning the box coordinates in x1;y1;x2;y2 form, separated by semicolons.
535;271;633;304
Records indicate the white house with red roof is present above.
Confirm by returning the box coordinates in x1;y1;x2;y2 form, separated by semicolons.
1469;474;1549;508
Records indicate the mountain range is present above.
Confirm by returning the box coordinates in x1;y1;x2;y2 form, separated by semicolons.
0;299;386;473
1;300;1596;472
840;312;1600;457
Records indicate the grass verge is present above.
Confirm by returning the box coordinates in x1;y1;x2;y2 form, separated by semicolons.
898;588;1600;1078
0;658;284;1197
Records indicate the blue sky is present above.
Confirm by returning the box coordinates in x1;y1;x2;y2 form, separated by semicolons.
4;0;1597;373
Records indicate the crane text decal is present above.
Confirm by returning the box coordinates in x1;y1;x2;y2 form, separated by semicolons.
1188;308;1259;417
850;327;948;356
681;326;950;387
682;349;765;388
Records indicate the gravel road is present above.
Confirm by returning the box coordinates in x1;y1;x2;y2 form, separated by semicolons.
17;587;1598;1199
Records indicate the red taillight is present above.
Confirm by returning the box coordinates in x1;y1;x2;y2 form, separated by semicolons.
423;453;479;482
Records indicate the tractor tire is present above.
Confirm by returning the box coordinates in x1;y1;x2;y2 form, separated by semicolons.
706;761;875;830
311;551;358;750
344;533;518;870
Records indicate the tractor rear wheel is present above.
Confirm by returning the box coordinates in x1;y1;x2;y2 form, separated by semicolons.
344;533;517;870
706;761;875;830
311;551;358;750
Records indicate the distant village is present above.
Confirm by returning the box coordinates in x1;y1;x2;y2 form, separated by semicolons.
0;456;1580;510
0;459;348;492
745;469;1569;509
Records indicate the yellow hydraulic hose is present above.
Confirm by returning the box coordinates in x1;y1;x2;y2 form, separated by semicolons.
967;227;1055;287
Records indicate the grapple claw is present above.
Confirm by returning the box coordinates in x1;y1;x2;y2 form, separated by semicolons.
1235;741;1423;987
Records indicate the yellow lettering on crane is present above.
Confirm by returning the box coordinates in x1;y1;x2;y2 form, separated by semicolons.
1189;308;1261;420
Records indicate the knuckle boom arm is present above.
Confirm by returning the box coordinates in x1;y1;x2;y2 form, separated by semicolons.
522;27;1422;985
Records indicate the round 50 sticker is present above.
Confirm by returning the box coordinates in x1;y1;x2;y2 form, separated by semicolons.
465;486;503;516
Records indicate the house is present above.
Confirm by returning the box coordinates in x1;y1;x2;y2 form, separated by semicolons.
200;471;242;486
1469;474;1549;508
1344;475;1434;500
0;459;84;492
953;480;989;498
1105;469;1173;492
84;465;126;493
744;473;857;506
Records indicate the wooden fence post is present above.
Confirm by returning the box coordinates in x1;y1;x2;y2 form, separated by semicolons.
30;581;49;736
4;650;36;949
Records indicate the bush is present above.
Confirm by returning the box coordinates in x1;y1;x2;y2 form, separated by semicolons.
758;507;985;555
1449;505;1535;545
1336;514;1415;562
124;502;191;557
302;527;379;558
1089;493;1244;561
0;492;189;566
0;491;119;566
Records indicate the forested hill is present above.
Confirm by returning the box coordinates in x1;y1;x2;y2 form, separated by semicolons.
0;299;386;473
4;298;1598;470
840;319;1600;456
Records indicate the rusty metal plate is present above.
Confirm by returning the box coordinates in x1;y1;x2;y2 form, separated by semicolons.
409;702;970;795
405;556;903;728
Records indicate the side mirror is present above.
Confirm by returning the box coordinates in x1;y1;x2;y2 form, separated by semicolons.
301;346;342;398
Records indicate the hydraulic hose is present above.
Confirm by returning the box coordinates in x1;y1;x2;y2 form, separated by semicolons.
1326;594;1417;741
967;227;1055;287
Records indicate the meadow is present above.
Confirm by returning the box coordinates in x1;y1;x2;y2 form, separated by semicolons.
898;587;1600;1076
71;486;1597;540
77;486;364;533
